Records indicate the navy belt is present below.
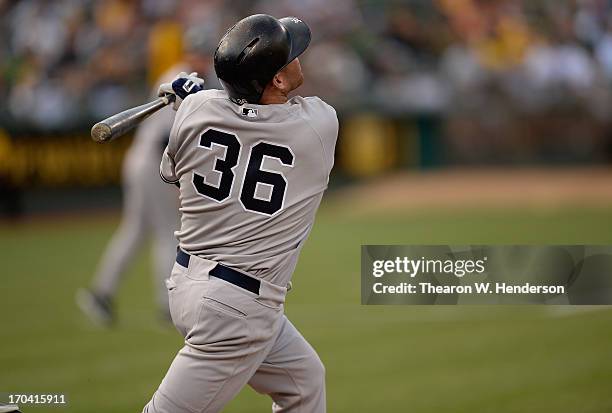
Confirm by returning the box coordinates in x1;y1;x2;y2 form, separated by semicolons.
176;249;260;295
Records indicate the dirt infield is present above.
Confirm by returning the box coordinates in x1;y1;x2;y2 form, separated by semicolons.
329;167;612;215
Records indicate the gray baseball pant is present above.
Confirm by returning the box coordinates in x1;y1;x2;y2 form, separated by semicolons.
142;254;326;413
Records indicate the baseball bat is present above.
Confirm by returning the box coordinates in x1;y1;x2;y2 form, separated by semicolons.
91;94;175;143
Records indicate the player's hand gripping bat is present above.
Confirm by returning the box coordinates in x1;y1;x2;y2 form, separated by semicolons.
90;95;175;143
90;72;205;143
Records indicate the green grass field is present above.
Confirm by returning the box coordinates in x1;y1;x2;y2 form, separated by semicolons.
2;205;612;413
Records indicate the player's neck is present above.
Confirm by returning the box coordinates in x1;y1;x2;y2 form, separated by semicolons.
259;88;289;105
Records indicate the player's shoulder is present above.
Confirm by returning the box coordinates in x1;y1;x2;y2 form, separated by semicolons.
175;89;227;121
291;96;338;166
293;95;337;118
292;95;338;136
183;89;227;109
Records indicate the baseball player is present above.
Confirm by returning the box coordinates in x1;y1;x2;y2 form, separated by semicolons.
77;31;217;325
143;14;337;413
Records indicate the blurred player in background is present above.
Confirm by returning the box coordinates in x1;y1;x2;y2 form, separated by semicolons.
77;27;219;325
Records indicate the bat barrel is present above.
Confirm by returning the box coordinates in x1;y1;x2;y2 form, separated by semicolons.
91;95;174;143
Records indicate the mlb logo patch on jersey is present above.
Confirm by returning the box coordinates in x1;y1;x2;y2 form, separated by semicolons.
241;107;258;118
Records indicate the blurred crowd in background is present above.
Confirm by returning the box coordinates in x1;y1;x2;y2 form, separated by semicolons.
2;0;612;162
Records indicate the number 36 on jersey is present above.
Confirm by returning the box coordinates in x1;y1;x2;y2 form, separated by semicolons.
192;128;294;216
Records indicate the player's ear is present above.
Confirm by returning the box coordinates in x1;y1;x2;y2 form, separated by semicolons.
272;72;285;91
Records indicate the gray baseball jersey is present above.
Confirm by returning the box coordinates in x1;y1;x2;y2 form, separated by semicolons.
160;89;337;287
